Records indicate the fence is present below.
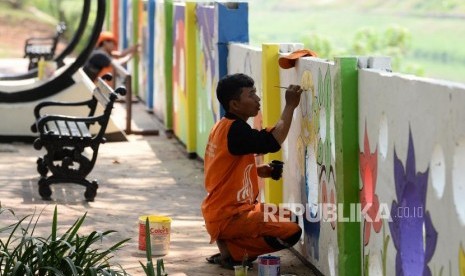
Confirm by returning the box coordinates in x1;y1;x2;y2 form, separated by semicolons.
108;1;465;275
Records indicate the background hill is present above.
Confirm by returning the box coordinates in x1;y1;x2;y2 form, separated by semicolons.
1;0;464;83
248;0;465;83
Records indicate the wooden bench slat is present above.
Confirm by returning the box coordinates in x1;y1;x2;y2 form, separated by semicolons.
67;121;81;137
45;121;59;134
77;122;91;138
56;120;70;136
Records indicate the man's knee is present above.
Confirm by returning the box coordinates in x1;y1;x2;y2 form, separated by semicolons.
284;226;302;247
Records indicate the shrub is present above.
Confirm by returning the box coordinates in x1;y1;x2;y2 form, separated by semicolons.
0;204;130;275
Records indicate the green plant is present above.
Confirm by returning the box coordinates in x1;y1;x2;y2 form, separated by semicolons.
0;204;130;275
139;218;167;276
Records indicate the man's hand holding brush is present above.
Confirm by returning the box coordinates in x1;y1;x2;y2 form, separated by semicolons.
271;84;303;144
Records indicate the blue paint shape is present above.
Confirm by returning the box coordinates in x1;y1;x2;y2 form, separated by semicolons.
302;147;321;260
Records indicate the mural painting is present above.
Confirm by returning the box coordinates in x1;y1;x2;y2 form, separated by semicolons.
172;3;188;144
281;60;338;276
138;0;149;102
153;1;166;122
358;68;465;276
195;4;217;158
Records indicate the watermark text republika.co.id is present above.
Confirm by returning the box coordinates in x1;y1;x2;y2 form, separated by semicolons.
263;203;424;223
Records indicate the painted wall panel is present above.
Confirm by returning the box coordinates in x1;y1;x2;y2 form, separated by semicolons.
185;2;197;155
146;0;155;109
164;0;173;130
279;57;339;276
130;0;140;97
358;69;465;276
195;4;216;159
138;0;148;102
194;2;248;159
172;3;187;144
153;0;166;122
216;2;249;91
111;0;119;46
261;44;303;204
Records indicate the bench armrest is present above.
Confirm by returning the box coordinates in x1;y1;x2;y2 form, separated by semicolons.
33;99;95;119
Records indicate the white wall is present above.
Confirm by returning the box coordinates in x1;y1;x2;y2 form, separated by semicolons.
359;69;465;276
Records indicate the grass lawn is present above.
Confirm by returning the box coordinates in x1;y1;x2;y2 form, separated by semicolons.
248;2;465;84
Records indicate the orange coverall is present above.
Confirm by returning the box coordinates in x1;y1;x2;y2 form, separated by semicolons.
202;113;301;261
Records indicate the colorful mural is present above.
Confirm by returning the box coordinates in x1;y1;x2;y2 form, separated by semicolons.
280;59;338;276
105;3;465;275
359;66;465;276
153;1;166;122
138;0;148;102
172;3;188;144
194;3;248;158
195;4;216;159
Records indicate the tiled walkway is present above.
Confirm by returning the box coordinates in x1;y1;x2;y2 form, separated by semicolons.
0;102;316;276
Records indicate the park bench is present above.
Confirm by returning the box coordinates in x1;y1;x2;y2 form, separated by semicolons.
31;74;126;201
24;22;66;70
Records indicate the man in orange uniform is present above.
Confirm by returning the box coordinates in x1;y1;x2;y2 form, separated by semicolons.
83;31;138;83
202;73;303;269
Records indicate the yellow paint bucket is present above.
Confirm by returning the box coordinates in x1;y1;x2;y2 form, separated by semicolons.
138;215;172;255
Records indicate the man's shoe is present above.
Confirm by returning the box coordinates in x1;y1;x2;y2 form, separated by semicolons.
206;253;222;264
206;253;254;270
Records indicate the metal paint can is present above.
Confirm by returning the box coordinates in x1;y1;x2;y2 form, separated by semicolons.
138;215;171;255
258;255;281;276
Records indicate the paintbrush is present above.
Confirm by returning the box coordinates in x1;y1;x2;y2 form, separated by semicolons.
274;85;288;89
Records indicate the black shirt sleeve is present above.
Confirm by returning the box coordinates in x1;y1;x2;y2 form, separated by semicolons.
227;119;281;155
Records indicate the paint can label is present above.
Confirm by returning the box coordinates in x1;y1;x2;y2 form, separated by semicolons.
138;215;171;256
258;255;281;276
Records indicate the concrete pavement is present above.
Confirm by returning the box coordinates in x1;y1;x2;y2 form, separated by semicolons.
0;101;316;276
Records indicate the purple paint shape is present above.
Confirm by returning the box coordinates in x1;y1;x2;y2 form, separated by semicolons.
389;128;437;276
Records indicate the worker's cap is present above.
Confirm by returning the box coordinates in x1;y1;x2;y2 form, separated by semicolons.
278;49;318;69
97;31;117;46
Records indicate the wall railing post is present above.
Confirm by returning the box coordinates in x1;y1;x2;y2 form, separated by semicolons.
112;61;158;135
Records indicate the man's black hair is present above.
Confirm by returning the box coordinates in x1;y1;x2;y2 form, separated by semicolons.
216;73;254;112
